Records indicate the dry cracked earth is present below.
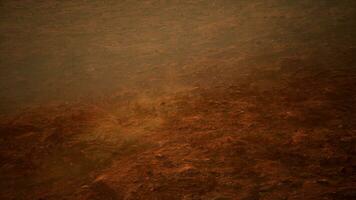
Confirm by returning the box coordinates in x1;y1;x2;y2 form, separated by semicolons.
0;1;356;200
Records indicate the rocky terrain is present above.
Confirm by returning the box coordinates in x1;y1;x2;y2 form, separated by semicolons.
0;0;355;199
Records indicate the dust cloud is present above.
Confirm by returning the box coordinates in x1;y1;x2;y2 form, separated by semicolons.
0;1;355;199
1;0;354;112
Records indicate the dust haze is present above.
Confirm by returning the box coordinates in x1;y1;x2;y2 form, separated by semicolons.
0;0;355;199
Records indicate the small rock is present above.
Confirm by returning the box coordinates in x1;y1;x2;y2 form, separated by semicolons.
316;179;330;185
178;164;199;176
81;185;89;189
155;153;165;160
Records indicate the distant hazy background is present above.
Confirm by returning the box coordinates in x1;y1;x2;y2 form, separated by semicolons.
1;0;355;113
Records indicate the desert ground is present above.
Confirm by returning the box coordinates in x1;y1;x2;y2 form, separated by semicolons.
0;1;355;199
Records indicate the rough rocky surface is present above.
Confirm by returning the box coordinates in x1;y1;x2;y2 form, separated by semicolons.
0;0;355;199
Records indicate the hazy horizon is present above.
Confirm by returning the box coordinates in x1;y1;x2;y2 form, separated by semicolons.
2;0;355;113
